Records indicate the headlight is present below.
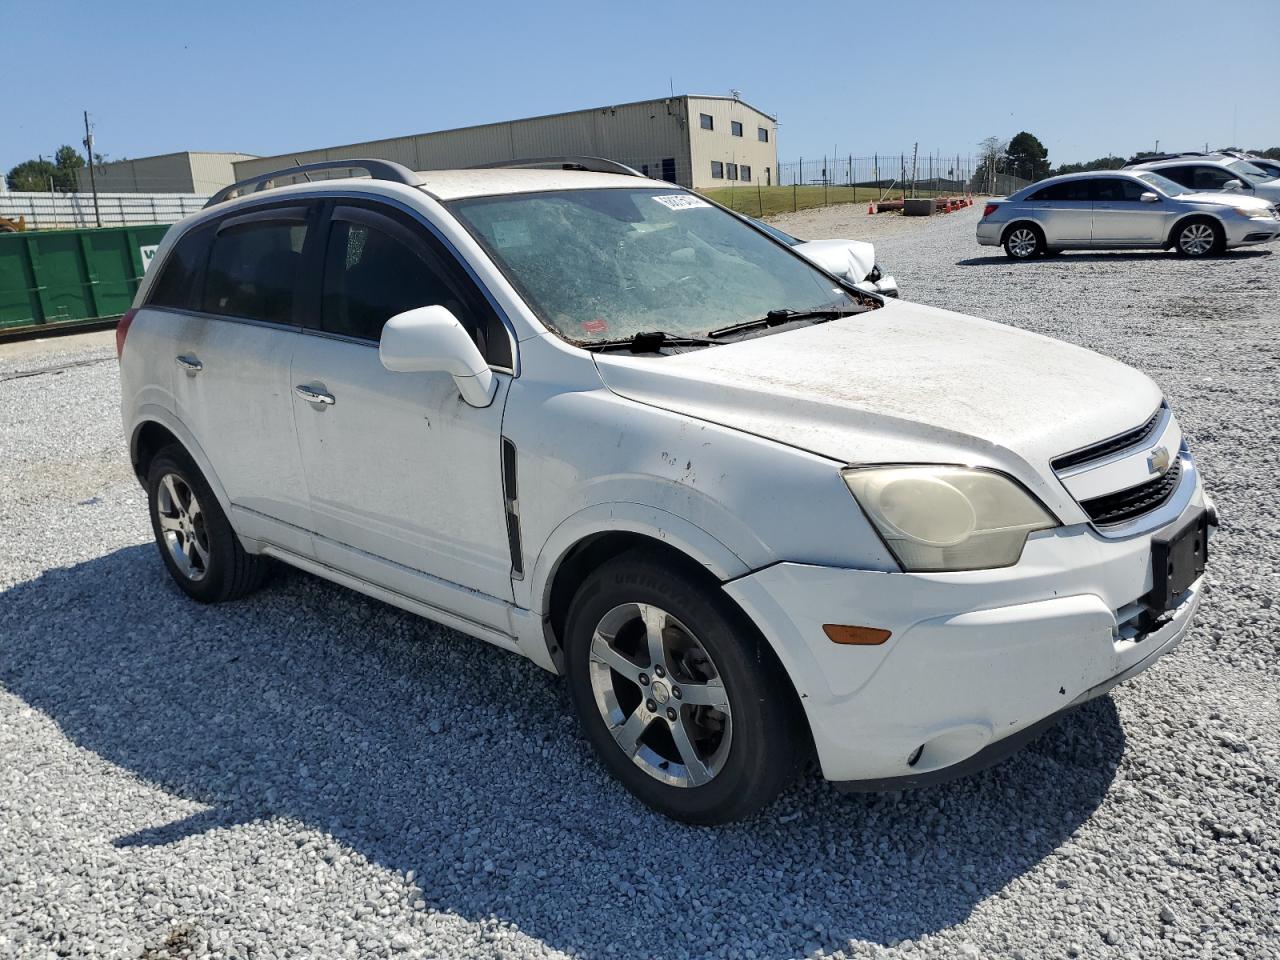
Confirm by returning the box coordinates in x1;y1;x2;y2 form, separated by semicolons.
843;466;1057;571
1234;206;1270;218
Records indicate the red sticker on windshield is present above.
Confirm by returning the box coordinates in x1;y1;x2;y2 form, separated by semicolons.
582;318;608;334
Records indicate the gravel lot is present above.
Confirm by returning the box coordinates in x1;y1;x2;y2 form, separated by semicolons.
2;208;1278;960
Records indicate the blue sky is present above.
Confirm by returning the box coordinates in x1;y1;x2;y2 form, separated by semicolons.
5;0;1274;180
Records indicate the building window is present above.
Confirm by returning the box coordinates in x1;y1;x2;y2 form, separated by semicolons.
711;161;723;179
731;121;743;137
758;127;769;142
740;165;751;182
699;113;714;131
726;163;738;180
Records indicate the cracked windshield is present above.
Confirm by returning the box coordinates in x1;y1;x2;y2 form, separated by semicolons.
450;188;863;344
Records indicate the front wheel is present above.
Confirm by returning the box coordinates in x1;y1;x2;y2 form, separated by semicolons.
1003;225;1044;259
1173;219;1223;257
564;550;805;824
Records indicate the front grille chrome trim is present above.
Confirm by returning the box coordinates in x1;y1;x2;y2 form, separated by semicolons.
1052;403;1167;474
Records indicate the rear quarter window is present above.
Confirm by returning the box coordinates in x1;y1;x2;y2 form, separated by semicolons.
146;225;213;310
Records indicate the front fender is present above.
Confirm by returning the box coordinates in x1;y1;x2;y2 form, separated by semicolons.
522;500;752;617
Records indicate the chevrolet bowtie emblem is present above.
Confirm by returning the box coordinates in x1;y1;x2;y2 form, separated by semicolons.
1147;445;1172;475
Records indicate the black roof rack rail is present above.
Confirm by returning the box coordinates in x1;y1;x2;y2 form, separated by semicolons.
471;156;645;177
205;158;425;208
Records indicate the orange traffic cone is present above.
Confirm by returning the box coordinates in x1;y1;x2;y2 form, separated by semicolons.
944;199;952;213
867;202;877;214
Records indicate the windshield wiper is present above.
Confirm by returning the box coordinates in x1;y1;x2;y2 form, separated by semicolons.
707;308;855;340
581;330;718;354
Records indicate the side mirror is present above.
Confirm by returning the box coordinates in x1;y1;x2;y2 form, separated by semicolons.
1140;191;1160;203
1221;179;1244;193
379;305;497;408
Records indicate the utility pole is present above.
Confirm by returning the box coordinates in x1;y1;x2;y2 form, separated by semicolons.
83;110;101;227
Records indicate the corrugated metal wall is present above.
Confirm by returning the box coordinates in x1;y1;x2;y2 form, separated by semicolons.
76;153;255;194
232;97;700;187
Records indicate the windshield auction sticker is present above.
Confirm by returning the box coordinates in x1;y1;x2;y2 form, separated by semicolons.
652;195;710;211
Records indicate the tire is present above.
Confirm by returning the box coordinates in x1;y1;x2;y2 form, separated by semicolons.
1173;218;1224;258
146;444;270;603
564;549;805;824
1003;223;1044;259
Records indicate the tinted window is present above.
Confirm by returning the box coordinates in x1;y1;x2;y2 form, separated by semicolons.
699;113;713;130
1028;180;1090;202
730;121;743;137
758;127;769;142
740;165;752;182
1190;165;1234;191
148;225;212;309
322;220;461;341
711;161;724;179
1158;166;1195;188
202;218;307;323
726;163;738;180
1093;178;1148;201
318;210;511;368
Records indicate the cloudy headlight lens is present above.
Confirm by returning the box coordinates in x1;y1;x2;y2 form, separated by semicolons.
843;466;1057;571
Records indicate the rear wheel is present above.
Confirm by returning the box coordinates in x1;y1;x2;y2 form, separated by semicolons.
1003;224;1044;259
146;445;270;603
564;550;804;824
1173;218;1223;257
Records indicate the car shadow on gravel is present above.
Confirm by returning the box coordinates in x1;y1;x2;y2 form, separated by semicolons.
0;545;1127;958
958;250;1272;266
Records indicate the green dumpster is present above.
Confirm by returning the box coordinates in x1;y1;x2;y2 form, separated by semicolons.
0;223;172;336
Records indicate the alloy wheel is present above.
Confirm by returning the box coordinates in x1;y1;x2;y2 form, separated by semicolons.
1007;228;1039;258
156;472;210;581
587;602;733;788
1179;223;1215;256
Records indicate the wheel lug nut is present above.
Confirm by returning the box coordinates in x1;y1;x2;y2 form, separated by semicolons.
638;673;649;686
666;708;677;722
672;685;681;700
646;699;657;712
654;665;666;678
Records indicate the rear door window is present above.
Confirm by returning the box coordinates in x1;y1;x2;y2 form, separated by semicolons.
1030;180;1091;202
1190;165;1235;191
202;208;310;324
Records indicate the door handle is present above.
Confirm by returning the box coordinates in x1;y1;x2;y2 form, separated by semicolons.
294;384;336;406
175;355;202;373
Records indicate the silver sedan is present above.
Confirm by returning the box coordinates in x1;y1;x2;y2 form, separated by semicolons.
976;171;1280;259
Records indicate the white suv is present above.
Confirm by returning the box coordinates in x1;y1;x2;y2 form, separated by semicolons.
118;158;1213;823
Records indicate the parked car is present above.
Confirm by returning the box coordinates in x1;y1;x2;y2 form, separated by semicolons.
1225;153;1280;180
746;218;900;297
978;170;1280;258
1123;153;1280;204
119;158;1214;824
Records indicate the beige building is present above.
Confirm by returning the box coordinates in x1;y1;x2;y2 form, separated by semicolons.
76;152;257;194
232;95;778;191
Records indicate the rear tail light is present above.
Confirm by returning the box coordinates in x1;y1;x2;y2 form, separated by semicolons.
115;308;137;359
982;203;999;218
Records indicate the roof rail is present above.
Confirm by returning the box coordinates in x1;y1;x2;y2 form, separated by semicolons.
471;156;645;177
1122;151;1216;168
204;158;425;207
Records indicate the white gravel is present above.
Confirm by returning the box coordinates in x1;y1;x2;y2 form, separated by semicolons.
2;212;1278;960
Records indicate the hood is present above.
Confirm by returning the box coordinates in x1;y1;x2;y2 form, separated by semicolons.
792;239;875;282
1182;190;1271;209
593;300;1162;511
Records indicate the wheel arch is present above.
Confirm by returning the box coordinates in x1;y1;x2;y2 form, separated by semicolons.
128;406;233;518
1000;219;1045;245
1166;212;1224;248
531;505;751;673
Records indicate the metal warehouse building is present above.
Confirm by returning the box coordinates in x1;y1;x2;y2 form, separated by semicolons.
232;95;778;191
75;152;258;194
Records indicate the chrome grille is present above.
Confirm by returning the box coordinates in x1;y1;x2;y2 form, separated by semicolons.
1079;459;1183;526
1052;404;1164;472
